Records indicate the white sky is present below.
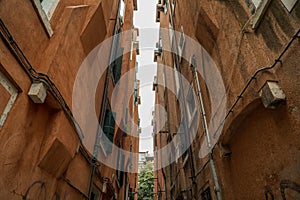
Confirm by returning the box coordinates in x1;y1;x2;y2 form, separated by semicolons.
134;0;159;153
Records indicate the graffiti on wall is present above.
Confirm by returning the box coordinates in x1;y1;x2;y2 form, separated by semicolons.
22;181;67;200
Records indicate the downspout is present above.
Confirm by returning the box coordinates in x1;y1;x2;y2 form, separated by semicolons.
190;63;222;200
87;0;122;198
166;0;197;198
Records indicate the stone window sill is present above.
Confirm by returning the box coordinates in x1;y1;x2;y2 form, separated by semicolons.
251;0;272;30
31;0;53;37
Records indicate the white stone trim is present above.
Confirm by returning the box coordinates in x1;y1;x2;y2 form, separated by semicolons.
41;0;60;20
31;0;55;37
280;0;298;12
0;71;18;129
252;0;272;30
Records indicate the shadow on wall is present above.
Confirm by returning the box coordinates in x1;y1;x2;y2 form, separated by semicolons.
22;181;67;200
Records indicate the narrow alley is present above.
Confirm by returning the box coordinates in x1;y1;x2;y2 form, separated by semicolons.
0;0;300;200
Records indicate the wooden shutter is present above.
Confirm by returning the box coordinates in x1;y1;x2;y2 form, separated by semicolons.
113;47;124;83
102;109;116;153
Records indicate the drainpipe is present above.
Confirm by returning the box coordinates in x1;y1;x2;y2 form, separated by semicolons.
87;0;122;198
190;62;222;200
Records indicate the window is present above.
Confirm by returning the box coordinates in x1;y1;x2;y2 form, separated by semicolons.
174;66;180;96
175;143;180;163
201;187;212;200
245;0;272;29
171;0;176;14
90;185;101;200
156;4;166;22
128;188;134;200
169;23;175;52
157;37;163;53
112;47;124;83
0;71;18;130
134;80;141;106
280;0;298;11
252;0;262;8
178;125;188;161
120;0;126;25
129;142;133;168
40;0;60;20
186;87;197;122
162;70;166;93
101;109;116;153
116;149;125;186
178;26;185;63
31;0;60;36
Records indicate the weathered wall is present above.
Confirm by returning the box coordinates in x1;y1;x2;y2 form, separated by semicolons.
0;0;139;199
155;0;300;199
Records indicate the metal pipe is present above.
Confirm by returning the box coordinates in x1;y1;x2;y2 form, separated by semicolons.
213;27;300;138
191;63;222;200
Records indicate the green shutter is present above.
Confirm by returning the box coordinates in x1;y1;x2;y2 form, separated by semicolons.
119;154;125;185
113;48;124;83
102;109;116;153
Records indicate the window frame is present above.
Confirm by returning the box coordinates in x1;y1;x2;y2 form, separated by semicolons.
250;0;272;30
201;186;212;200
116;148;125;187
112;47;124;84
186;86;197;125
119;0;126;25
101;107;116;154
31;0;60;37
280;0;298;12
40;0;60;20
178;26;186;63
0;71;18;130
174;65;180;97
90;184;101;200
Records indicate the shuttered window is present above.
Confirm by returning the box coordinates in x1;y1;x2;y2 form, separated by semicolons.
201;187;212;200
178;125;188;161
102;109;116;153
113;47;124;83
